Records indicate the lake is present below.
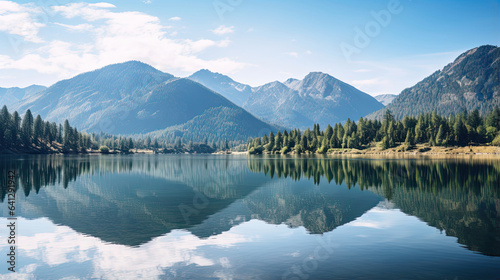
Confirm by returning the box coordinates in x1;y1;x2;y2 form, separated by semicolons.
0;154;499;279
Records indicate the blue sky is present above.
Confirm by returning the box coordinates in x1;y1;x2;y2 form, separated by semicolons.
0;0;498;96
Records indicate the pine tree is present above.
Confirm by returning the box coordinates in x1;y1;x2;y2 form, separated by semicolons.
266;131;275;151
274;131;282;151
454;117;468;145
63;120;71;151
436;124;445;146
0;106;10;146
21;109;34;146
300;135;308;151
325;124;333;141
12;111;21;143
403;129;414;151
263;134;269;145
33;115;43;145
467;109;481;129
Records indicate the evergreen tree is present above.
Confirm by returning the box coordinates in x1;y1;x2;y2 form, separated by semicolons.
0;106;10;146
274;131;282;151
325;124;333;141
63;119;71;151
33;115;43;145
454;117;468;145
263;134;269;145
436;124;445;146
266;131;275;151
21;109;34;146
300;135;308;151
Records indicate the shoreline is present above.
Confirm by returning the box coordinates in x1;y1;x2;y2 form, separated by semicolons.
2;145;499;158
244;144;500;159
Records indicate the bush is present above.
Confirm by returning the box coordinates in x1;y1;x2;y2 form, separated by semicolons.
316;146;327;154
280;146;290;155
492;133;500;146
379;136;390;150
248;146;264;154
294;144;304;154
99;146;110;154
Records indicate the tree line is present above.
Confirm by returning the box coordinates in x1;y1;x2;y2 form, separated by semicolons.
247;108;500;154
0;105;234;154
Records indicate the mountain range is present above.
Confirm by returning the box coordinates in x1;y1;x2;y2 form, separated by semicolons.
6;45;500;141
189;70;384;129
0;85;46;108
13;61;278;142
10;61;385;140
369;45;500;119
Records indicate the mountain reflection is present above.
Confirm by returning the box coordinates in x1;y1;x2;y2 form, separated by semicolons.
0;155;499;256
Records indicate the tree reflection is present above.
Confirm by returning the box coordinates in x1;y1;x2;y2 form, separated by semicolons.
0;155;498;255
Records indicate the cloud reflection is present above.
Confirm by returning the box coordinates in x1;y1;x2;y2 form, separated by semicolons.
0;217;252;280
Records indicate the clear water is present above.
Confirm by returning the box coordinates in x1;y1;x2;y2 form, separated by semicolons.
0;154;499;279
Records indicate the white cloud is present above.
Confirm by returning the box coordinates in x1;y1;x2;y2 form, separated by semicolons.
285;52;298;57
55;23;94;32
0;1;45;43
212;25;234;35
169;16;181;21
88;2;116;8
247;27;254;32
305;50;312;55
0;2;245;80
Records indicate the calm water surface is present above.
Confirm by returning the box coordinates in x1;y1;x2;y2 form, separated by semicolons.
0;154;499;279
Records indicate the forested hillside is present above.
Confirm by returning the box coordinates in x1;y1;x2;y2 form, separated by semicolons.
369;45;500;120
247;108;500;154
0;105;233;154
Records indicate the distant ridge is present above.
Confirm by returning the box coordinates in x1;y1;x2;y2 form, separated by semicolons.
374;94;397;106
368;45;500;120
243;72;384;129
188;69;252;106
190;69;384;129
0;85;46;108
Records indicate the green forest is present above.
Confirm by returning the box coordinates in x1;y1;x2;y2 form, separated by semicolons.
2;104;500;155
248;108;500;154
0;105;233;154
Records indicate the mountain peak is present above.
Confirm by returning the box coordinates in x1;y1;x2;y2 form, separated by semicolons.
304;71;334;80
368;45;500;120
96;60;167;74
191;69;224;78
188;69;251;106
283;78;300;90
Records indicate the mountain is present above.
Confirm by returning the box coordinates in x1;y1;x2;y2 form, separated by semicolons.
368;45;500;120
187;70;384;129
243;72;384;129
114;78;278;141
188;69;252;106
374;94;397;106
0;85;46;108
13;61;277;141
14;61;174;129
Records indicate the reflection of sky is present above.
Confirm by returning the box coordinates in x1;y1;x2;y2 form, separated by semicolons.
1;203;499;280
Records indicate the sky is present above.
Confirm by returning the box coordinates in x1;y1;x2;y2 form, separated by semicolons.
0;0;498;96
